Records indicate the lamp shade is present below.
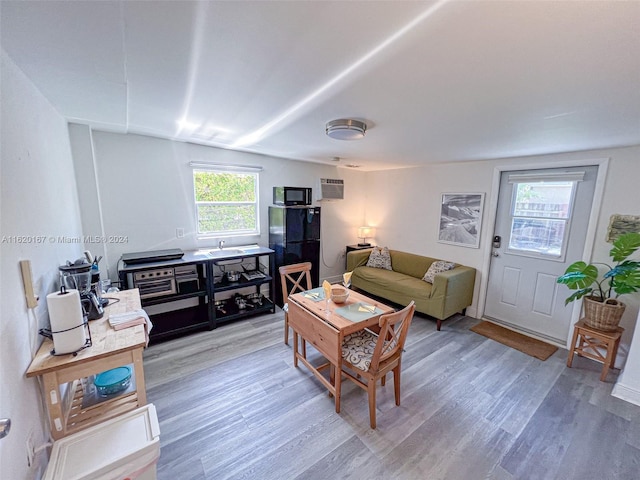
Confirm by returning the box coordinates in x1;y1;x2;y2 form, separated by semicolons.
357;226;375;246
357;226;374;238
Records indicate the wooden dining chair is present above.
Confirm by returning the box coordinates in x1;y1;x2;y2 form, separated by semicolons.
279;262;313;345
341;301;415;429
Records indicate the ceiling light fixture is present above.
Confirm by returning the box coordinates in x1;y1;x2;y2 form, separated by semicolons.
326;119;367;140
232;1;448;148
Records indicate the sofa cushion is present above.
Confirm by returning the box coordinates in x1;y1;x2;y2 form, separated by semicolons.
355;266;432;300
422;260;456;283
389;251;437;278
366;246;392;270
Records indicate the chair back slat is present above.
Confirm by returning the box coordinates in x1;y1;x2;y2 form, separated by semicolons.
279;262;313;303
369;301;415;372
279;262;313;346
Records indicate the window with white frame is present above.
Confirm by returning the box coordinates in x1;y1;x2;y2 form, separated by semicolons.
506;171;584;259
193;168;259;237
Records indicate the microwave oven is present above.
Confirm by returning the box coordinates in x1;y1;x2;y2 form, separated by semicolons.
273;186;312;206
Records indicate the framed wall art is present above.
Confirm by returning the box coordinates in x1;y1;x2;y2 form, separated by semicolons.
438;192;485;248
606;214;640;242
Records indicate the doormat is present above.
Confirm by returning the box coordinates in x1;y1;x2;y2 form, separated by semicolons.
470;321;558;361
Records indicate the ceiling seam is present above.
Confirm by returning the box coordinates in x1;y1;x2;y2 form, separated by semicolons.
119;0;130;132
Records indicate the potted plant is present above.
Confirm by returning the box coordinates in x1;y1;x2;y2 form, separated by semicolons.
557;232;640;331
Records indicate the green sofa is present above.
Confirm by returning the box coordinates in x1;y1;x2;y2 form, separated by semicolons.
346;249;476;330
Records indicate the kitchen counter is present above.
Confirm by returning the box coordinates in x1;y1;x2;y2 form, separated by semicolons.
117;245;274;272
117;245;276;341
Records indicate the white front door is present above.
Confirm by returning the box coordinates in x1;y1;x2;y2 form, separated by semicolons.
484;165;598;344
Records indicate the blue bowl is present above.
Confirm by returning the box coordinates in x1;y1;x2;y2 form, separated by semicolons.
94;366;132;396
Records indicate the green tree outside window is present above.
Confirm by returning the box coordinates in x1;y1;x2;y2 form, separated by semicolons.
193;170;259;235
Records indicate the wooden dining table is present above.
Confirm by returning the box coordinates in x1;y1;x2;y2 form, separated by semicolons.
287;287;394;413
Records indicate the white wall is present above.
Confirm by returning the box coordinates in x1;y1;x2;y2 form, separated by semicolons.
364;146;640;358
1;52;84;479
3;55;639;480
70;129;369;284
72;127;640;358
613;308;640;405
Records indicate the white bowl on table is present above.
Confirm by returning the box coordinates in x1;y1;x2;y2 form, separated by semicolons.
330;286;349;304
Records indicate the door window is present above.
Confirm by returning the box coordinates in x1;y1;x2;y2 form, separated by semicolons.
507;180;577;259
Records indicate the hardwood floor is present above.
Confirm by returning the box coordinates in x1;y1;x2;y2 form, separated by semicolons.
143;311;640;480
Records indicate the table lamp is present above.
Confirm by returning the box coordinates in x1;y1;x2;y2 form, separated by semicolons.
357;226;375;247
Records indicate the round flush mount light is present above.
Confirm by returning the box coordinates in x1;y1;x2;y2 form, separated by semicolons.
326;119;367;140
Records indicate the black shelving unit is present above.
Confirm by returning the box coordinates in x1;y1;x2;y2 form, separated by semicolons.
147;302;210;341
209;251;276;327
141;290;208;307
117;247;276;342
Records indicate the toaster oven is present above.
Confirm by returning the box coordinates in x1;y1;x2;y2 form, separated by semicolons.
127;268;176;299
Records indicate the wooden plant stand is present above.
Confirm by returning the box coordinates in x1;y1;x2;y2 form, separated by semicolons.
567;320;624;382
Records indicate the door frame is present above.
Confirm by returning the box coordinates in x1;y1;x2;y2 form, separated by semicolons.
477;157;610;348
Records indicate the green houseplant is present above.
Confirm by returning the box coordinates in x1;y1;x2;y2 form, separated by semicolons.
557;232;640;331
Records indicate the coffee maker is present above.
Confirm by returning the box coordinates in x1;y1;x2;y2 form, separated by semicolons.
59;261;104;320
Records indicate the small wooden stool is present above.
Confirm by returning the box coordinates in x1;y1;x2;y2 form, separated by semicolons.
567;320;624;381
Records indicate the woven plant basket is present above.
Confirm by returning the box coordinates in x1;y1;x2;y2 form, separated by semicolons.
583;296;626;331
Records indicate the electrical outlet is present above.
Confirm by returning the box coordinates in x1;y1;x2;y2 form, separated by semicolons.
176;228;185;239
26;431;35;468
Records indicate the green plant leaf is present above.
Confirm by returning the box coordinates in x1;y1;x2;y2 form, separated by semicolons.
610;232;640;262
610;270;640;295
557;262;599;289
621;260;640;270
558;232;640;306
564;288;593;305
604;261;640;279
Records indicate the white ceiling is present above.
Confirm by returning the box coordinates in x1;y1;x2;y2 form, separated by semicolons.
2;0;639;171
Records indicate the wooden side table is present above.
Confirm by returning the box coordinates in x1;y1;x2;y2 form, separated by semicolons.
567;320;624;381
346;244;375;254
345;245;374;268
26;289;147;439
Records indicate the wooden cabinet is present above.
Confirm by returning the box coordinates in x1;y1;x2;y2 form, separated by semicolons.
26;290;147;440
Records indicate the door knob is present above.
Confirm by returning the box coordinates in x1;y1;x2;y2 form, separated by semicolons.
491;251;500;257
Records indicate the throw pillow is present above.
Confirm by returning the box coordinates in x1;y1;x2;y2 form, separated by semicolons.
366;246;392;270
422;260;456;283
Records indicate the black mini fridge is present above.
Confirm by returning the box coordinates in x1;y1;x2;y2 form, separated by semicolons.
269;206;320;306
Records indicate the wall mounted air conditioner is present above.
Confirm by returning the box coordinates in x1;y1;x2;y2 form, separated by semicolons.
318;178;344;201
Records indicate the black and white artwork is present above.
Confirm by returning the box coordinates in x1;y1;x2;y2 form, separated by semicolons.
438;193;485;248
